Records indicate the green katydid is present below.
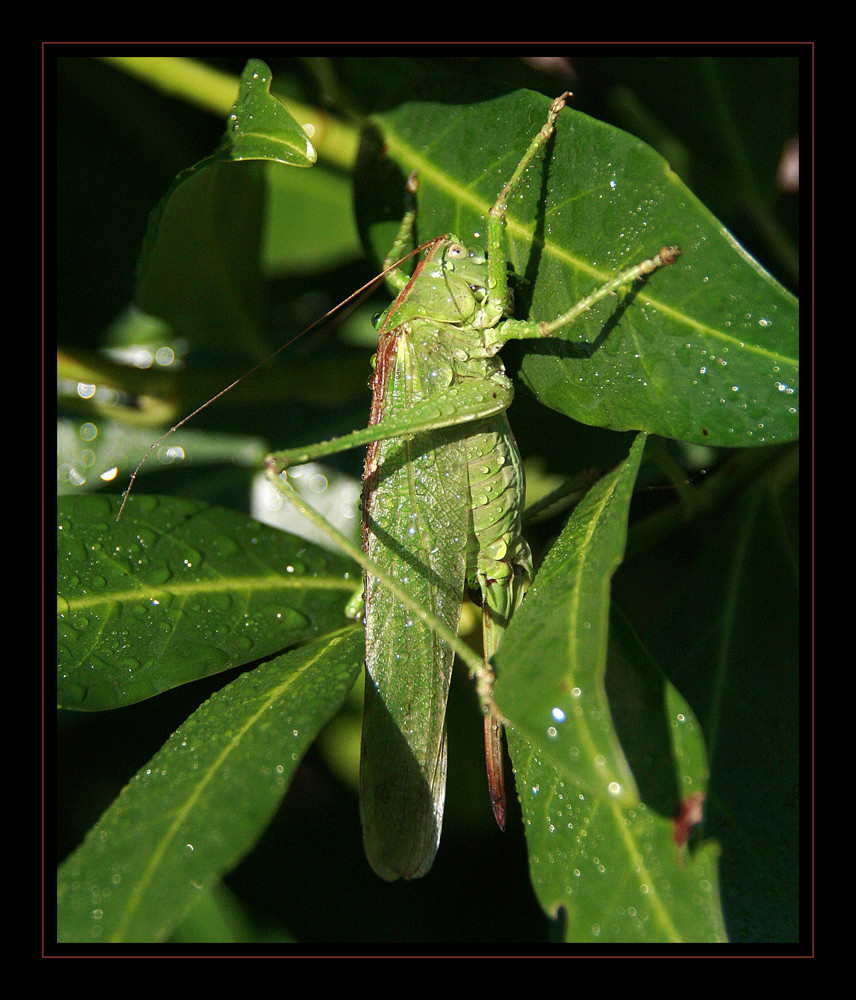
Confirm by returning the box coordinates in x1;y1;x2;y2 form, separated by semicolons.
116;91;679;882
260;91;681;880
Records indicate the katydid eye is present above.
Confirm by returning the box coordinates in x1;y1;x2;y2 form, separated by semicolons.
447;243;467;258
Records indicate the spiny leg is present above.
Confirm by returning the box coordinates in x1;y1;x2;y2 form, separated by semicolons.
477;547;531;830
474;89;680;349
537;245;681;338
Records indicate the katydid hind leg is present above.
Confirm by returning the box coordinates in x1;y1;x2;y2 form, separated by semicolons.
478;556;531;832
267;379;513;473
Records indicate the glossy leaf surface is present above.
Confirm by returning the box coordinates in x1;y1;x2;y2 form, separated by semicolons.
57;494;358;710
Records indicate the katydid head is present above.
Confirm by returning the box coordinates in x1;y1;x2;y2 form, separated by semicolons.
379;234;505;332
438;237;495;302
436;237;508;327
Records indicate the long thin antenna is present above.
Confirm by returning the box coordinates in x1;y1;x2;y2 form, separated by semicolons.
116;237;443;521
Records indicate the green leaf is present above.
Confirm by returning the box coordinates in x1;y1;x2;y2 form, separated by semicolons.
57;494;359;710
262;162;362;274
496;434;647;797
135;59;316;356
495;435;726;942
57;627;363;943
357;87;798;448
57;416;268;497
222;59;316;167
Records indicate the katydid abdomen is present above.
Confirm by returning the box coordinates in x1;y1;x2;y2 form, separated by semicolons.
463;411;533;834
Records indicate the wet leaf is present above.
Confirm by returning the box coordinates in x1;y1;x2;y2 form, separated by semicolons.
57;628;363;943
57;494;358;710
